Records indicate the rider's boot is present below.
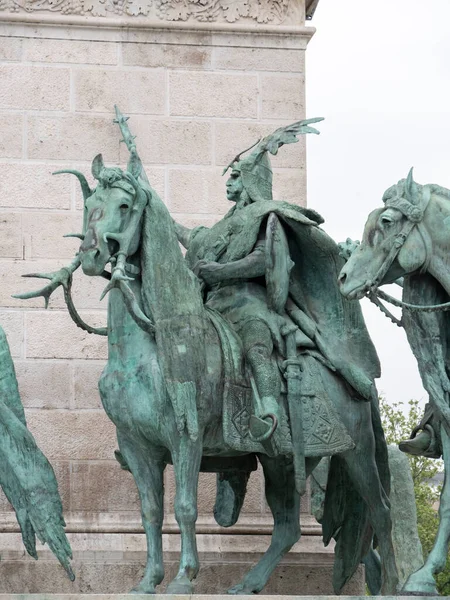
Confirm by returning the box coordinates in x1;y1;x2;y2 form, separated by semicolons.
399;426;440;458
399;403;441;459
241;321;280;443
249;394;279;442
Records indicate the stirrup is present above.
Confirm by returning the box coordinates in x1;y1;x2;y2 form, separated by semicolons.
249;413;278;442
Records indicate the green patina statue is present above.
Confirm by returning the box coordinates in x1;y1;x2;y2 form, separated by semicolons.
0;326;73;580
339;169;450;596
17;108;398;595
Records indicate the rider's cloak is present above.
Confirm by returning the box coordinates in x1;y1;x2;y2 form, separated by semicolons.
185;199;381;402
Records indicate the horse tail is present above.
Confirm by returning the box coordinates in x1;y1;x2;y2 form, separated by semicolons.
213;471;250;527
322;456;373;593
322;395;391;593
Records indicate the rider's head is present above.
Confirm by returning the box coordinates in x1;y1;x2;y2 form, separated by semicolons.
224;144;273;204
226;167;244;202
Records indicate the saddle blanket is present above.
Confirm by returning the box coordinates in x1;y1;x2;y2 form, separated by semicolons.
207;308;355;457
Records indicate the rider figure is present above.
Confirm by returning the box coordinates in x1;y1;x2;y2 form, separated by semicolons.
174;144;286;441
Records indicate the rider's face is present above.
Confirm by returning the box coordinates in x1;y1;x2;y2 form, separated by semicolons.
226;169;244;202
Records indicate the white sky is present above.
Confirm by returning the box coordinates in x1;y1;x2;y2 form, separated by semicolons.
306;0;450;407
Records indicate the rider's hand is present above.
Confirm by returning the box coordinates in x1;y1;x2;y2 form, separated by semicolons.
193;260;223;284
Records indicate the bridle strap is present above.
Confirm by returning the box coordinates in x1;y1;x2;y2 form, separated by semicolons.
369;186;431;291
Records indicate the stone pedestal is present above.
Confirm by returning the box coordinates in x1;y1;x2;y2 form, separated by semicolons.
0;527;365;595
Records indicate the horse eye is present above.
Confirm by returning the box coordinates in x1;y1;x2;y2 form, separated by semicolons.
380;216;393;226
120;204;129;211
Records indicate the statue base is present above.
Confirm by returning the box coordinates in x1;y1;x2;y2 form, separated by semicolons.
0;531;365;595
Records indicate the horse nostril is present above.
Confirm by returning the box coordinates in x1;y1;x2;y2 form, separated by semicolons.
339;271;347;284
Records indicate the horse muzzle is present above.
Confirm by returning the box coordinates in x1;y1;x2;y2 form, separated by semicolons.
80;247;109;276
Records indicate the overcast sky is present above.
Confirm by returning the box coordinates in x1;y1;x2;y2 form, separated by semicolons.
305;0;450;408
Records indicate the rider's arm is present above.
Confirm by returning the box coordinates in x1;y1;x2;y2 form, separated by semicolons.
172;220;193;249
198;237;265;284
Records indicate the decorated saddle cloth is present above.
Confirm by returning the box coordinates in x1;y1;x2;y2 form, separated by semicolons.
207;308;355;457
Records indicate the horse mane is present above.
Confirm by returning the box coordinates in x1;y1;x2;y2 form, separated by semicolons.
140;183;203;322
427;183;450;200
382;179;450;205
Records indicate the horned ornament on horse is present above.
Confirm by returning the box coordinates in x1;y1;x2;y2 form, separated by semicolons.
339;168;450;595
17;107;398;594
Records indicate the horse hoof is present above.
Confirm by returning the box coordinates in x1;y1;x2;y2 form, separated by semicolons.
402;570;438;596
227;583;258;595
166;576;194;595
130;581;157;594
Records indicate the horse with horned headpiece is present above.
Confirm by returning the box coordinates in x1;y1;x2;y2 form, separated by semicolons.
17;107;399;595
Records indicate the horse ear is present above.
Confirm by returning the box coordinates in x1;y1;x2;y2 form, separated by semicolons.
92;154;105;180
405;167;419;204
127;151;142;180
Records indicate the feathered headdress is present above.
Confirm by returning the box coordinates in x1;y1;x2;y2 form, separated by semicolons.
223;117;324;203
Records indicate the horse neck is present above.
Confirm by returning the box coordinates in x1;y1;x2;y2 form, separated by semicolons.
422;192;450;297
140;191;204;322
107;283;157;362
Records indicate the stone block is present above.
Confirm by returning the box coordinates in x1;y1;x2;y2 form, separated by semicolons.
170;72;258;118
261;74;305;120
0;37;23;61
215;121;305;169
15;360;72;409
0;213;22;258
214;47;305;73
0;65;70;111
0;163;71;210
118;118;211;165
73;361;105;409
0;560;365;594
0;113;23;158
168;168;229;215
71;268;109;311
23;213;80;259
122;43;212;69
71;461;140;512
26;409;116;460
0;259;67;310
28;115;120;163
25;39;118;65
74;68;165;114
0;311;23;358
26;311;107;360
272;168;306;205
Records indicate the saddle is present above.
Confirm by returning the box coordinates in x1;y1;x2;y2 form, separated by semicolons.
207;308;355;457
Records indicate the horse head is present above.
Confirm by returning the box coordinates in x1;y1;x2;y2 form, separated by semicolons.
339;169;432;299
70;153;147;277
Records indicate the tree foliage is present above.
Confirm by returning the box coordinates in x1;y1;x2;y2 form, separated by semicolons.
379;398;450;595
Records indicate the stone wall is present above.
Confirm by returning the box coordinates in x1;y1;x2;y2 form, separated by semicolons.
0;1;313;540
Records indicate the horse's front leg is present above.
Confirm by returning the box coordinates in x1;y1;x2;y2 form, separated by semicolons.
117;433;166;594
166;434;203;594
403;424;450;595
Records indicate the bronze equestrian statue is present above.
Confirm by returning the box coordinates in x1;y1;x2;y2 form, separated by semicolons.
17;108;398;594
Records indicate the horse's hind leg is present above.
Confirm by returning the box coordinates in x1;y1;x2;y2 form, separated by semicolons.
403;424;450;595
165;434;203;595
117;433;165;594
228;455;320;595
